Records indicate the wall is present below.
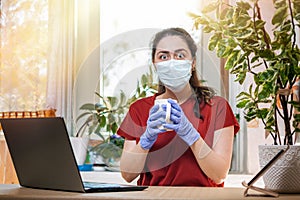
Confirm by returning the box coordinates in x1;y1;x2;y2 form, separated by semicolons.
73;0;100;135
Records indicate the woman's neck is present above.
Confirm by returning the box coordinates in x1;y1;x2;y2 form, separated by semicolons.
157;84;193;104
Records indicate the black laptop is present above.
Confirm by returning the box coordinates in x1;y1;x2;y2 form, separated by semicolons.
0;117;147;193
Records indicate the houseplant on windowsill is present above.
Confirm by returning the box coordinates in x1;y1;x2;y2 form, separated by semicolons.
75;91;126;168
76;70;158;169
190;0;300;193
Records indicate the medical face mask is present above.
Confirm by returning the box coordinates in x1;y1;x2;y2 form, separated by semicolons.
155;59;192;92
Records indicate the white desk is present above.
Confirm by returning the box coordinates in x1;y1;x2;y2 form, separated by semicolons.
80;168;137;185
80;169;263;188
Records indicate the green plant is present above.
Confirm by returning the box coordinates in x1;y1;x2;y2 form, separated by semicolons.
190;0;300;145
76;68;158;159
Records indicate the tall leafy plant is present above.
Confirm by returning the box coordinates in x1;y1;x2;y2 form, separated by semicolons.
190;0;300;145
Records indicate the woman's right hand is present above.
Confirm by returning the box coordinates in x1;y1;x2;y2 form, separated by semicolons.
140;104;166;149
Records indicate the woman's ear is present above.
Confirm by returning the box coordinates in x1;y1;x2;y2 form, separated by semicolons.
192;59;196;71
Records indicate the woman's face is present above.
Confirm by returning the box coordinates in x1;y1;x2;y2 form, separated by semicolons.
153;35;193;63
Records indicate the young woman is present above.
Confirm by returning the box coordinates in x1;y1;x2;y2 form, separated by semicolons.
117;27;240;187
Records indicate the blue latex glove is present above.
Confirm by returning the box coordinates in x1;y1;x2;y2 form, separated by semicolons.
163;99;200;146
140;104;167;150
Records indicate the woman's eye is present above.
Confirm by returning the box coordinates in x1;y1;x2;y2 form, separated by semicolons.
176;53;185;59
159;54;168;60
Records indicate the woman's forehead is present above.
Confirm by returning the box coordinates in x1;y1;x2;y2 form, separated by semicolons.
156;35;190;53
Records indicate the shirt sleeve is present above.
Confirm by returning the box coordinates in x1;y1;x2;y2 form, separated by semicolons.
214;97;240;135
117;99;149;141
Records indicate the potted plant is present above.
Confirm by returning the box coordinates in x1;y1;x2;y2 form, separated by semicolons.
75;91;126;167
75;69;158;168
190;0;300;193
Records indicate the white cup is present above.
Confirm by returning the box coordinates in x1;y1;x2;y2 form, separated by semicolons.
154;99;177;130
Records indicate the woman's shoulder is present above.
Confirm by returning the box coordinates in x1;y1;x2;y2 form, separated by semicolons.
208;96;231;108
130;95;156;108
211;95;228;102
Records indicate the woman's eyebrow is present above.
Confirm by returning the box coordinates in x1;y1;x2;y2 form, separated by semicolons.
174;48;188;53
156;49;188;54
156;50;170;54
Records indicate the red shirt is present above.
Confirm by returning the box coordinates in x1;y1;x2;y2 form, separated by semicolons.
117;94;240;187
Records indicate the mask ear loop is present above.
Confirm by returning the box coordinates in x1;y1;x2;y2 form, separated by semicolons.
150;59;157;71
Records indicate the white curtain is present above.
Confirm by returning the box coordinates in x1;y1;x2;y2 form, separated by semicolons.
0;0;48;111
47;0;75;132
1;0;99;134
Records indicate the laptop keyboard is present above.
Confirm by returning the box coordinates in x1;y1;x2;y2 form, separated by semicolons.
83;182;121;189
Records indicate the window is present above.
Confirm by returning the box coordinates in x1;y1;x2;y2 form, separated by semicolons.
0;0;48;111
98;0;202;97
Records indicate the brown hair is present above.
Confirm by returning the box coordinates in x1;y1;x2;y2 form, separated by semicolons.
151;27;215;119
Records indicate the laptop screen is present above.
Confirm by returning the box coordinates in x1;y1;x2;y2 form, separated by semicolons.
0;117;86;192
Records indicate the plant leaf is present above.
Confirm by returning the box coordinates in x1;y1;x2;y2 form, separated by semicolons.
201;1;219;14
80;103;96;110
225;50;239;70
272;6;288;25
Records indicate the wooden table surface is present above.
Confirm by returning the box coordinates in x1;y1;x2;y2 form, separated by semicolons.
0;184;299;200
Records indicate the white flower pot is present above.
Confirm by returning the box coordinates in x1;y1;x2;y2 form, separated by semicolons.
70;137;89;165
258;145;300;193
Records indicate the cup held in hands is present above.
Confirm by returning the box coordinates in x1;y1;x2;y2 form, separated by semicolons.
154;99;177;131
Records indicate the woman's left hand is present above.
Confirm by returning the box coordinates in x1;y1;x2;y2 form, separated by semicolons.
163;99;200;146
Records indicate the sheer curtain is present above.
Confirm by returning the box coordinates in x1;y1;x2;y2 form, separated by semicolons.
47;0;75;132
0;0;76;132
0;0;48;111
